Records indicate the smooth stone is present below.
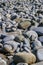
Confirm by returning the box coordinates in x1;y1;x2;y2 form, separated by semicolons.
18;20;31;29
26;31;38;41
13;52;36;64
3;35;15;42
38;36;43;43
32;27;43;36
31;61;43;65
32;39;42;50
4;41;20;52
37;48;43;61
17;63;28;65
4;44;14;53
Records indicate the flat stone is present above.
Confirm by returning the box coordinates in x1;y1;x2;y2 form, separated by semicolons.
32;27;43;36
13;52;36;64
18;20;31;29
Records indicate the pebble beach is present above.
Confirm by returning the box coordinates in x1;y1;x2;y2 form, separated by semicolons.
0;0;43;65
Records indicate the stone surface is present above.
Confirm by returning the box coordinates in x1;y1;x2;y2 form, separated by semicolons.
31;62;43;65
18;20;31;29
17;63;28;65
32;27;43;36
13;52;36;64
37;48;43;61
26;31;38;41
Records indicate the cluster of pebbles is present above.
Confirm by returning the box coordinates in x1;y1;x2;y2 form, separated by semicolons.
0;0;43;65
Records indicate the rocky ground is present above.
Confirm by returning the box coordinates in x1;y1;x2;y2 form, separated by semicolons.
0;0;43;65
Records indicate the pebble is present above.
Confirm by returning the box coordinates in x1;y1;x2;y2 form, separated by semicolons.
32;39;42;50
13;52;36;64
4;44;14;53
3;35;15;42
18;20;31;29
37;48;43;61
26;31;38;41
0;0;43;65
32;27;43;36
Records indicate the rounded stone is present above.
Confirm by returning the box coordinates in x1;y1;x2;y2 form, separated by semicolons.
13;52;36;64
18;20;31;29
4;41;20;52
26;31;38;41
37;48;43;61
32;39;42;50
4;44;14;53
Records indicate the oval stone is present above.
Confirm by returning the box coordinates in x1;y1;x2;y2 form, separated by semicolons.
13;52;36;64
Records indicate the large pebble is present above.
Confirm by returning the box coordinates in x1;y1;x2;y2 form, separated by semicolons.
37;48;43;61
18;20;31;29
32;39;42;50
13;52;36;64
4;44;14;53
26;31;38;41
